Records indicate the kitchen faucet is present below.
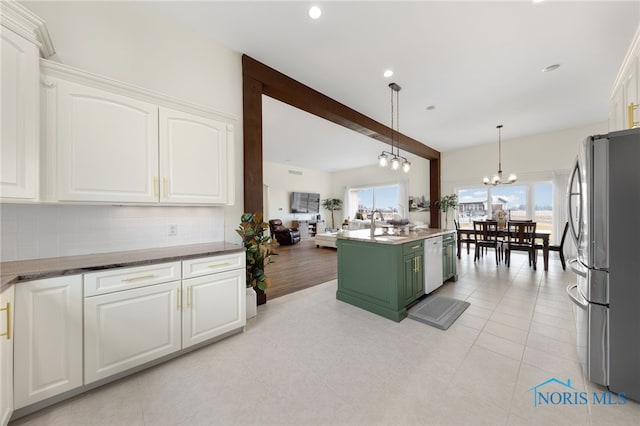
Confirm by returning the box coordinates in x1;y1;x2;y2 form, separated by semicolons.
370;209;382;237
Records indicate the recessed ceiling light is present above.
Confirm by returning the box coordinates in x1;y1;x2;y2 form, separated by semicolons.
542;64;561;73
532;0;545;4
383;69;393;78
308;6;322;19
426;105;436;111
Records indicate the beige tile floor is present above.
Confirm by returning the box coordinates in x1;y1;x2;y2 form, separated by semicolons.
10;252;640;425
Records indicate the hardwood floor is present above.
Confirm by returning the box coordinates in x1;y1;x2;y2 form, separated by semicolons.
265;238;337;299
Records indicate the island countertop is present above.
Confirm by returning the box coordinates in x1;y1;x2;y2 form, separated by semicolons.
0;242;244;290
337;227;455;245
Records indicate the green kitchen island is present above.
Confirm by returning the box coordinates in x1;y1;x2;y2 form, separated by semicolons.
336;228;457;322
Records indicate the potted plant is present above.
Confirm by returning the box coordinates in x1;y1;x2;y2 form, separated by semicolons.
235;212;277;318
435;193;459;229
321;198;343;230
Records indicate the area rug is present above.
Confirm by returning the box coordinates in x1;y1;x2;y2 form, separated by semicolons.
407;294;470;330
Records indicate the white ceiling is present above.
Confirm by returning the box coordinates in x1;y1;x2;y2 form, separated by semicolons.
141;1;640;171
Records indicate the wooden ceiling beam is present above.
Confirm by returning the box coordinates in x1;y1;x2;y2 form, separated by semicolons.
242;55;440;161
242;54;442;230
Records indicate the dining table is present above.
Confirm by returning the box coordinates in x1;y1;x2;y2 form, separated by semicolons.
456;228;552;271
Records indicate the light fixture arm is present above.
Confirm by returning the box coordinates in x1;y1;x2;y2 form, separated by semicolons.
389;82;401;155
497;124;503;178
483;124;516;185
378;82;410;173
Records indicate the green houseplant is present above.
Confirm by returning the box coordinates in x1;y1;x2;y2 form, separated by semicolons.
235;212;277;291
435;193;459;229
321;198;343;230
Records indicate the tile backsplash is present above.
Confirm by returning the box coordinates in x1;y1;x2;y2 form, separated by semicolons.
0;204;225;262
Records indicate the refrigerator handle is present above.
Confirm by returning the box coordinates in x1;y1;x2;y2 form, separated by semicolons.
568;258;587;277
567;157;583;249
566;284;588;310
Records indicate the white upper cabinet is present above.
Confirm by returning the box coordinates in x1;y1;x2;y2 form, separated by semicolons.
41;61;235;205
0;1;54;201
159;107;229;204
55;79;159;203
610;25;640;131
1;29;38;200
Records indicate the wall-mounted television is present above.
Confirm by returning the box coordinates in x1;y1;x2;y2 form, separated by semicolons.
291;192;320;213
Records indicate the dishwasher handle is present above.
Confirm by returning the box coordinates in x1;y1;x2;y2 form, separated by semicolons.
566;284;588;310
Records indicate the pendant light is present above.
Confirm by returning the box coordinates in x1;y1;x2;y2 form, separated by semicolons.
378;82;411;173
483;124;517;185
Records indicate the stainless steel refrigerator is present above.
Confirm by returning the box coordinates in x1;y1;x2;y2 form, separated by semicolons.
566;127;640;400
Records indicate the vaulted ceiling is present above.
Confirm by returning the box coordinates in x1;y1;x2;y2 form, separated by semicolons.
141;1;639;171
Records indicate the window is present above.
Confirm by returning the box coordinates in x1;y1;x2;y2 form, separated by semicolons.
456;181;553;234
458;188;488;227
534;182;553;233
348;184;400;220
492;185;527;221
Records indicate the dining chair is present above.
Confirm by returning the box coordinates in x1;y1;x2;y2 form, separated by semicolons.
454;219;474;259
538;221;568;270
473;220;500;265
505;221;537;269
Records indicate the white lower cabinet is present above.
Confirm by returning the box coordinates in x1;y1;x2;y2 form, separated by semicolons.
84;280;182;384
11;252;245;415
13;276;83;409
1;285;15;426
182;269;245;348
83;254;245;382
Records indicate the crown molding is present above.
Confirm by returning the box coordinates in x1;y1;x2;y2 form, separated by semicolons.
610;23;640;98
1;0;55;58
40;59;238;123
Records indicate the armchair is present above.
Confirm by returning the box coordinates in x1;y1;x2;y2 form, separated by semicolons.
268;219;301;246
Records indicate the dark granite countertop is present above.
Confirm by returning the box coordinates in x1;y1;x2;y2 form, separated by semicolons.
0;242;244;290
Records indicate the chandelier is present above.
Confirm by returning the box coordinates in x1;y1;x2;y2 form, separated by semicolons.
378;82;411;173
483;124;517;185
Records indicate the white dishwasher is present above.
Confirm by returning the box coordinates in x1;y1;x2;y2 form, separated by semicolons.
424;236;444;294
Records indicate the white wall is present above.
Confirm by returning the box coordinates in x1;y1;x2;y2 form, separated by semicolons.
441;122;608;194
0;204;224;261
3;1;244;261
330;155;431;225
263;161;332;227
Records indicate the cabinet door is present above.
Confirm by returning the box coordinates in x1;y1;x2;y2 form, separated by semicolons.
14;275;83;409
622;59;638;129
610;86;625;131
442;238;458;282
0;29;39;200
628;48;640;128
1;285;15;426
182;268;245;348
159;107;228;204
55;78;159;202
413;254;424;297
84;280;182;384
403;254;415;305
